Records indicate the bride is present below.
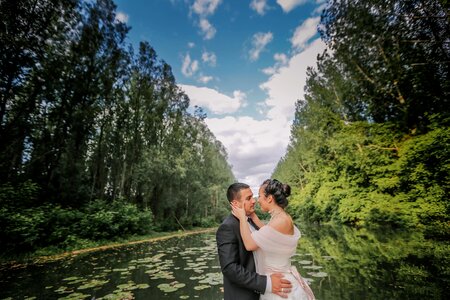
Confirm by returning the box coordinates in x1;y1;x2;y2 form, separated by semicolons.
231;179;315;300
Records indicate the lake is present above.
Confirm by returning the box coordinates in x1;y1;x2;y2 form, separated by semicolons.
0;224;448;299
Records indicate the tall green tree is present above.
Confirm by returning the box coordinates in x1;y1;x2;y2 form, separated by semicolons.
321;0;450;130
274;0;449;236
0;0;78;183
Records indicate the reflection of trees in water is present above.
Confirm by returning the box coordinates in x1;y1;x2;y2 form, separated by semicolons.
297;224;449;300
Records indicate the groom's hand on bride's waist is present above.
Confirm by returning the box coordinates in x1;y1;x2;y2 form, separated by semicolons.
270;273;292;298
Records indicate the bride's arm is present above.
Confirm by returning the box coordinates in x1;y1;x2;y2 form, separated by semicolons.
239;217;259;251
249;212;265;229
231;204;259;251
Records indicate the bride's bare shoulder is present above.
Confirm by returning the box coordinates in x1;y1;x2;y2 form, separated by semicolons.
270;214;294;235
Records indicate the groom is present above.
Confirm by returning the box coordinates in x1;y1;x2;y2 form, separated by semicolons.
216;182;292;300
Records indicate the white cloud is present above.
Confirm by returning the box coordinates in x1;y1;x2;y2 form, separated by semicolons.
179;85;244;114
202;51;217;66
249;32;273;61
181;54;199;77
274;53;289;65
250;0;270;15
205;116;291;192
199;18;217;40
190;0;221;40
291;17;320;50
277;0;308;13
115;12;129;23
197;75;214;84
203;40;326;192
192;0;221;17
261;52;288;75
188;42;195;48
313;2;327;15
260;38;326;122
261;67;276;76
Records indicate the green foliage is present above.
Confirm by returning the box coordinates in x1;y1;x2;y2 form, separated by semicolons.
0;180;39;207
274;0;449;238
79;199;154;239
0;0;234;256
0;200;155;255
277;121;450;236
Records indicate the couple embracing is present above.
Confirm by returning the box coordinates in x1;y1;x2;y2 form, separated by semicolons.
216;179;315;300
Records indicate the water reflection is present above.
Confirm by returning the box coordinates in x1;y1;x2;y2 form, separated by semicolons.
0;225;448;299
295;224;449;300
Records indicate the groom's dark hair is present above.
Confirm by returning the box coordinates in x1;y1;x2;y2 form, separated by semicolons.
227;182;250;202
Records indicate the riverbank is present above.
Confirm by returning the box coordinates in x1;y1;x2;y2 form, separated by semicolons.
0;227;216;269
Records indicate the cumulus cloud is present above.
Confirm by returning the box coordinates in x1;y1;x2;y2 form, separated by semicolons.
191;0;221;40
250;0;270;16
261;52;288;75
249;32;273;62
202;51;217;66
188;42;195;48
197;75;214;84
201;40;325;191
206;116;291;192
199;18;217;40
115;12;129;23
181;54;199;77
192;0;221;16
179;85;244;114
260;38;326;122
312;0;328;15
291;17;320;50
276;0;308;13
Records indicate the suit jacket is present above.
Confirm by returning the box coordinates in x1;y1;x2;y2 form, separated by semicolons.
216;214;267;300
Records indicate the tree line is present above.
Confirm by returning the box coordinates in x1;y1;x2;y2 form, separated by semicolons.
0;0;234;255
274;0;449;238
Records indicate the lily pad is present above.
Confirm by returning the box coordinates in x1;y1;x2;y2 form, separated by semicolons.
189;275;205;280
198;272;222;285
57;292;90;300
302;265;323;270
63;277;82;282
99;291;134;300
193;284;210;290
157;283;181;293
117;283;133;290
78;279;109;290
308;271;328;277
54;286;73;294
150;270;175;280
112;268;128;272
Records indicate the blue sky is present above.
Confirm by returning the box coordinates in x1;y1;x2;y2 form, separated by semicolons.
114;0;327;191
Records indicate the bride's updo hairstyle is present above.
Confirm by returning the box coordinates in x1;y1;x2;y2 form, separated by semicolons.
261;179;291;209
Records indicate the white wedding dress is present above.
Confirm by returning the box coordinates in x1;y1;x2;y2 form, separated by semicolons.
252;225;315;300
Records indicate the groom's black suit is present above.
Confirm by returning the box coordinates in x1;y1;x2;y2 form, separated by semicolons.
216;214;267;300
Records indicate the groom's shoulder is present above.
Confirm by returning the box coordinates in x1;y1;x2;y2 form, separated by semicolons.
217;215;237;231
216;215;238;240
221;214;237;225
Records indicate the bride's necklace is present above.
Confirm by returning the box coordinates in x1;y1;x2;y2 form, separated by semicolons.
269;208;284;221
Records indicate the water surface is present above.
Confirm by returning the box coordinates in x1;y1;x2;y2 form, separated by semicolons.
0;224;448;299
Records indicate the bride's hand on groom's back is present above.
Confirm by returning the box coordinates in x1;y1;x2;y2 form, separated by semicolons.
270;273;292;298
